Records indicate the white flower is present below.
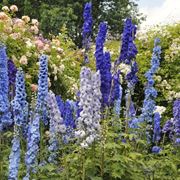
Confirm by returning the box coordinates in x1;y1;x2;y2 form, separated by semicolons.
2;6;9;12
119;63;131;75
10;5;18;12
22;16;30;23
19;55;28;65
154;106;166;117
31;19;39;26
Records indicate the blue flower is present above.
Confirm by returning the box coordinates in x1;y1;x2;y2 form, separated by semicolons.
24;113;40;177
152;146;162;154
11;69;28;129
153;112;161;143
8;129;20;180
173;99;180;144
117;18;138;65
82;2;93;64
162;119;173;133
36;55;48;125
56;95;64;116
95;22;112;106
0;45;12;129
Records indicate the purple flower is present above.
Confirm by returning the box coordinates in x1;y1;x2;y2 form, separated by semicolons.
82;2;93;64
173;99;180;143
162;119;173;133
153;112;161;143
0;46;12;129
95;22;112;106
117;18;138;65
152;146;162;154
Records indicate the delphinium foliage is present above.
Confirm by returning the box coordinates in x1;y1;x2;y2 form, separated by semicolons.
82;2;93;64
0;45;12;130
8;68;28;180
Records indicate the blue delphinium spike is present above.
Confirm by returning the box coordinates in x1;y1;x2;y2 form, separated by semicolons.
0;45;12;130
36;55;48;125
8;127;20;180
173;99;180;144
117;18;138;65
153;112;161;143
95;23;112;107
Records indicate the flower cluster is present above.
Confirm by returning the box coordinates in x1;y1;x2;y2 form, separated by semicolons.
173;99;180;144
0;46;12;130
8;128;20;180
95;23;112;106
36;55;48;124
153;112;161;143
46;91;66;134
8;59;17;95
82;2;93;63
140;38;161;123
117;18;138;65
11;68;28;128
24;113;40;178
75;67;101;148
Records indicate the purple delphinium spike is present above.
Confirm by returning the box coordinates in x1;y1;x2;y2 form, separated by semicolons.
82;2;93;64
95;22;112;107
36;55;48;125
8;59;17;100
162;119;173;134
56;95;64;117
153;112;161;143
0;46;12;130
117;18;138;65
173;99;180;144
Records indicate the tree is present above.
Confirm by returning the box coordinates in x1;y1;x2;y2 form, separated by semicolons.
2;0;144;47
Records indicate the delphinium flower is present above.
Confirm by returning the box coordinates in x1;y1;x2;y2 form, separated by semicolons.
24;112;40;179
36;54;48;125
162;119;173;134
63;100;75;143
152;146;162;154
116;19;138;128
116;18;138;65
56;95;64;116
153;112;161;143
9;69;28;179
0;45;12;130
110;71;123;116
95;23;112;106
139;38;161;143
8;127;20;180
140;38;161;123
173;99;180;144
46;91;66;163
8;59;17;100
75;67;102;148
11;68;28;133
82;2;93;64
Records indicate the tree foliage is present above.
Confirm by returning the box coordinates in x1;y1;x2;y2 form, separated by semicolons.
2;0;144;46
